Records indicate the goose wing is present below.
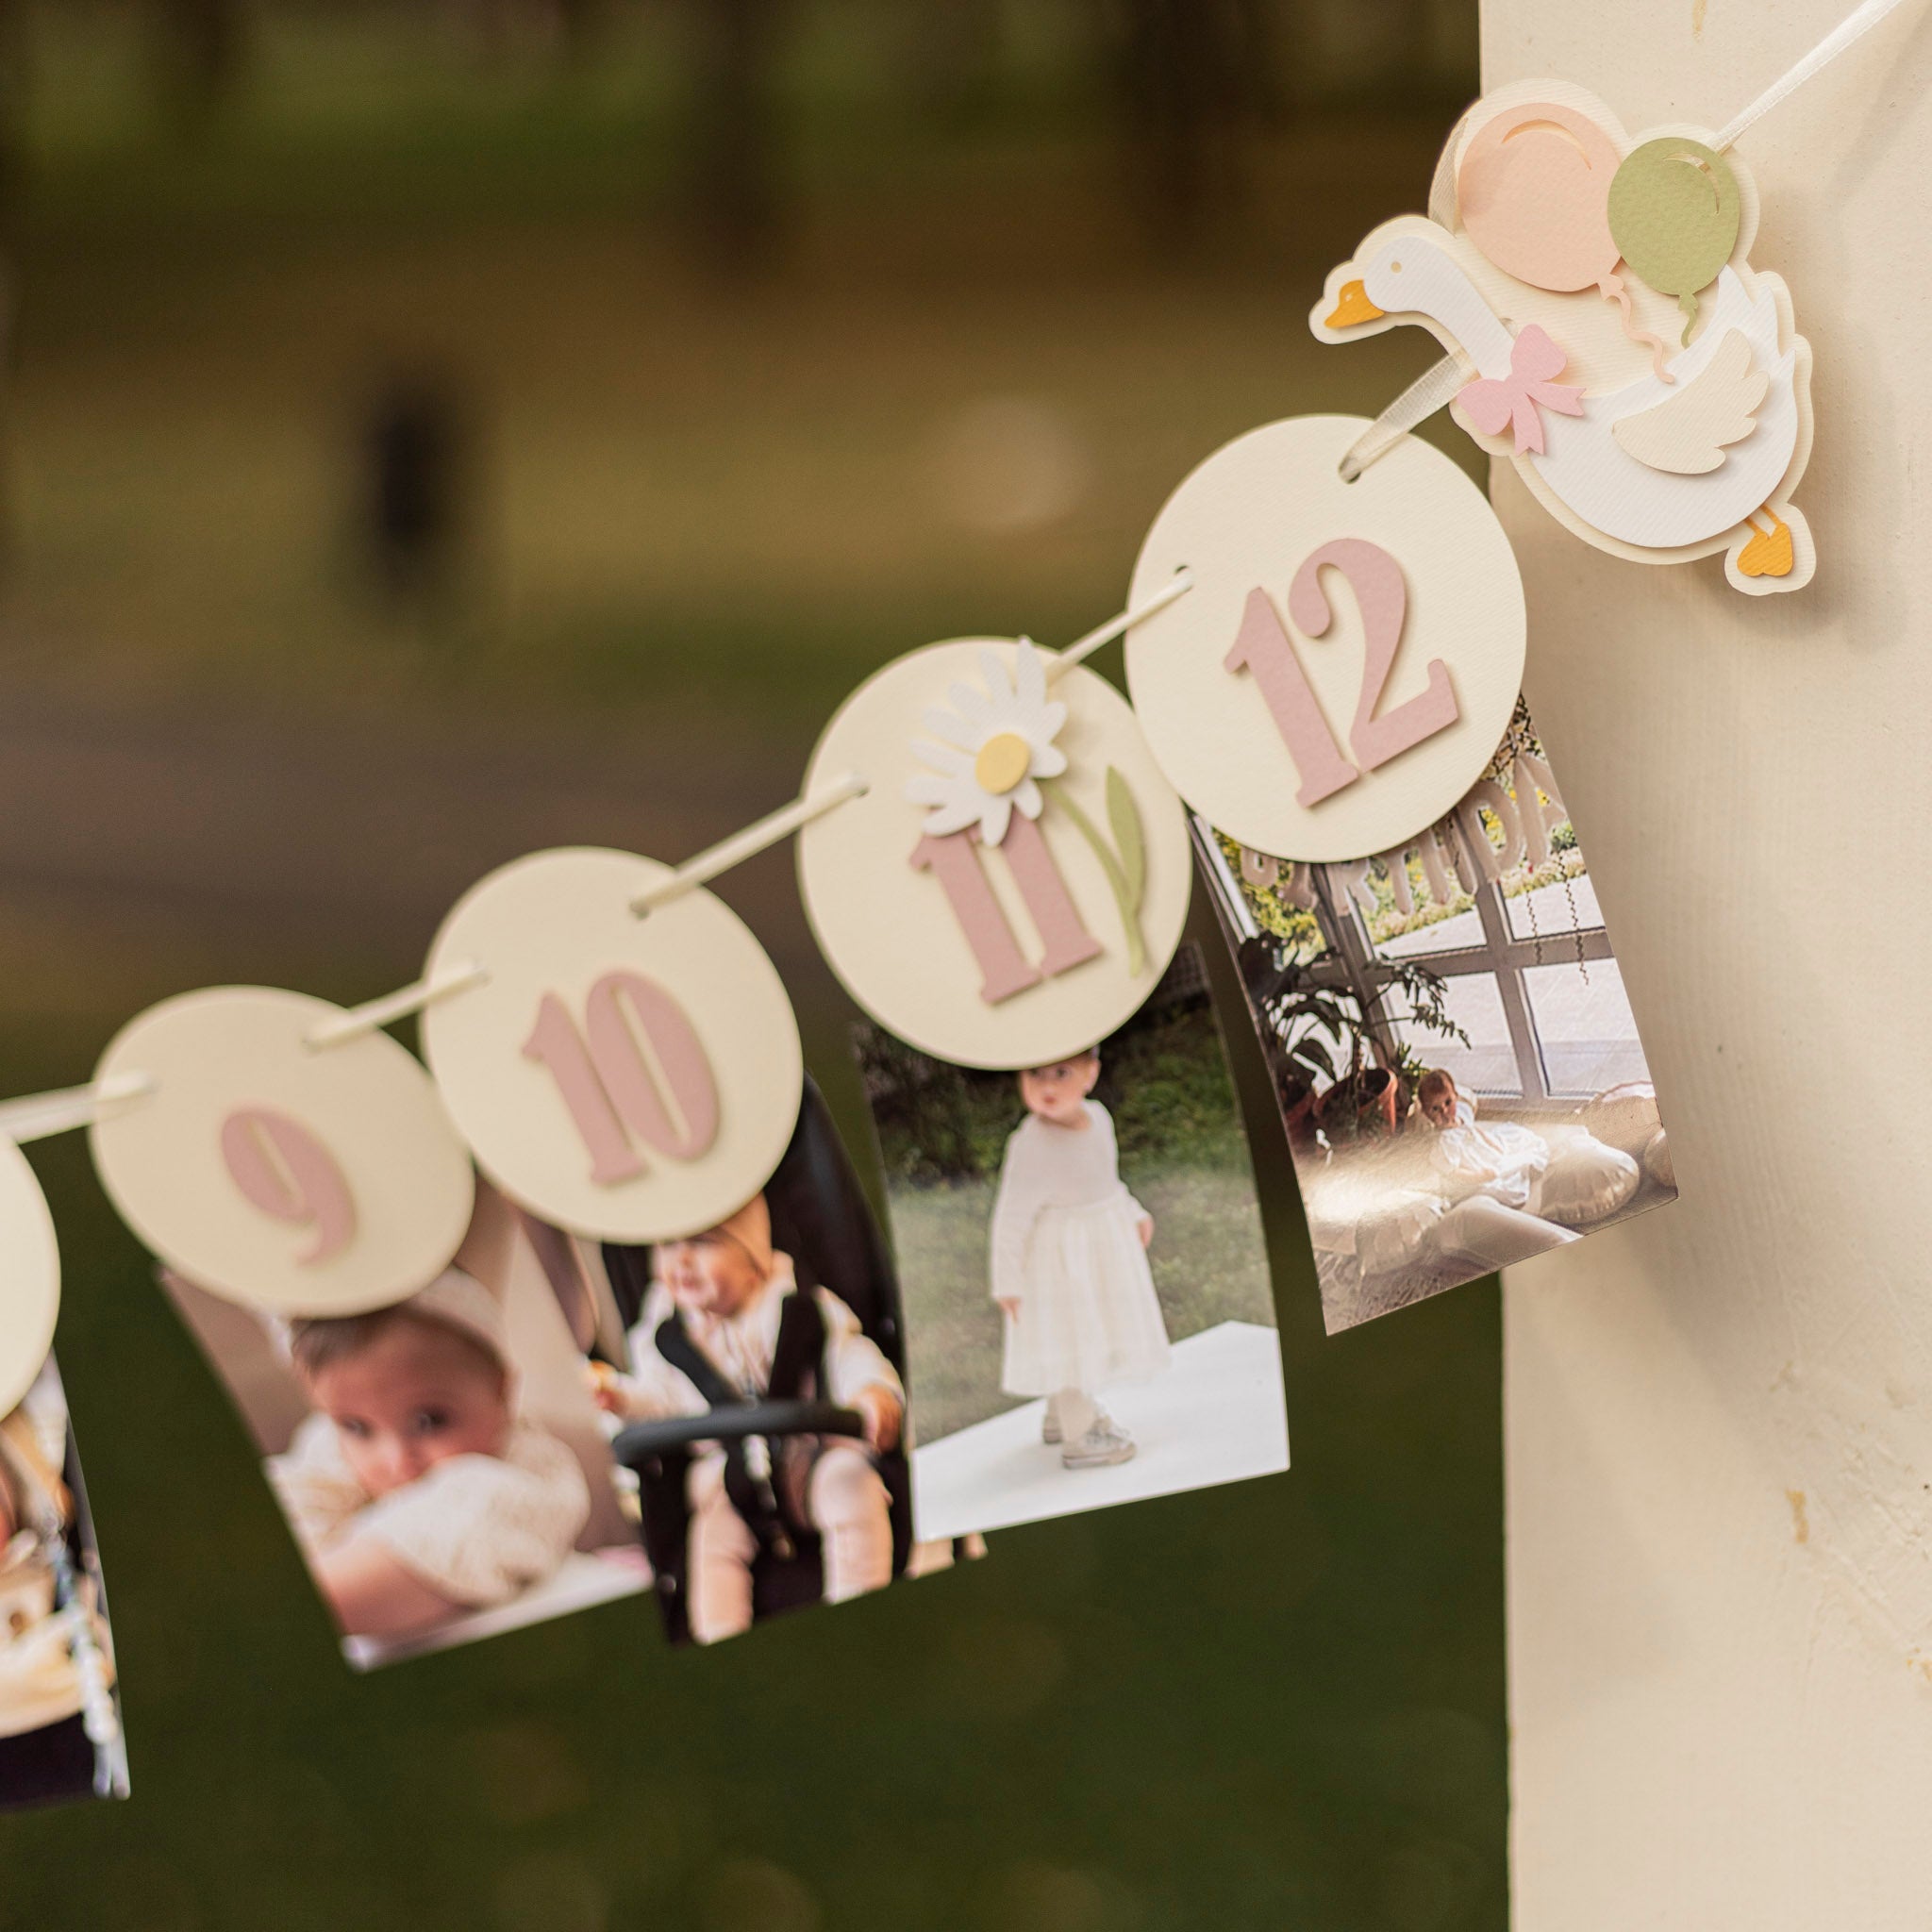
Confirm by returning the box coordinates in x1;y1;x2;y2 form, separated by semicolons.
1609;329;1768;475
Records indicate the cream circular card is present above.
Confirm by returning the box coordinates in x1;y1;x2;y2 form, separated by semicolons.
796;639;1190;1069
1126;414;1525;861
90;987;475;1316
422;847;802;1242
0;1141;60;1416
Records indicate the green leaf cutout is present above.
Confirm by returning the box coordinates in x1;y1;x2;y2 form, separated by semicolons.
1041;776;1147;980
1106;766;1145;914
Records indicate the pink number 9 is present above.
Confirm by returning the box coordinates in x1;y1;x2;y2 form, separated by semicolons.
219;1107;358;1265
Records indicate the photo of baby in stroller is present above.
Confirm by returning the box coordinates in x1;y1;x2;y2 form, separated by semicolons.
1;1359;125;1811
581;1077;942;1646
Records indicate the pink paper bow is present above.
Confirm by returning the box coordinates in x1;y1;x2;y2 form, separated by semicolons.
1457;324;1586;456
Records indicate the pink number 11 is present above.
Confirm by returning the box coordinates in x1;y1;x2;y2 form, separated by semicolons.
1224;538;1458;805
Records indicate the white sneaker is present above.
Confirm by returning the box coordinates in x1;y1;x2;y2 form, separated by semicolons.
1061;1419;1135;1469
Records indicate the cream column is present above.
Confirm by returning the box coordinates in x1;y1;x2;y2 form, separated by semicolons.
1478;2;1932;1924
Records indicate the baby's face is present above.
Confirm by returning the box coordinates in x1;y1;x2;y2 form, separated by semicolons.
657;1231;764;1319
1423;1083;1460;1130
1019;1056;1100;1125
305;1318;510;1500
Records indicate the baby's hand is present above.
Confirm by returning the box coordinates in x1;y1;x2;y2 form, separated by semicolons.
586;1360;628;1415
996;1296;1021;1321
851;1384;904;1454
1136;1214;1155;1249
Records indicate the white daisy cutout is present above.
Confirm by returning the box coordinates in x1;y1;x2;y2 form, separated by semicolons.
905;640;1070;846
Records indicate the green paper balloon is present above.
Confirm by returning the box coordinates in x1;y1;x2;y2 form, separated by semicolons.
1607;137;1742;346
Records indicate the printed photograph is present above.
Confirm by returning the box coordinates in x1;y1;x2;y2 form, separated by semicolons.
162;1177;648;1670
539;1076;972;1648
1195;699;1677;1335
2;1357;127;1812
857;945;1288;1542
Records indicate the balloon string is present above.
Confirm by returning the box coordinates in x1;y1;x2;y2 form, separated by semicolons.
1599;271;1673;381
1710;0;1915;151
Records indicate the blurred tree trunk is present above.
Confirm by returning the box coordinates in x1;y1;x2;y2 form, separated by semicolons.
1101;0;1282;245
0;0;24;252
903;0;1004;121
682;0;790;277
151;0;250;133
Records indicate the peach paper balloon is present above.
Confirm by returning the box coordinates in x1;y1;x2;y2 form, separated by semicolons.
1457;102;1624;291
1457;100;1671;376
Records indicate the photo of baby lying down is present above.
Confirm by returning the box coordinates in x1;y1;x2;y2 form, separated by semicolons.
162;1177;646;1669
1;1358;125;1812
858;945;1289;1543
269;1271;591;1641
1195;697;1676;1334
527;1077;968;1648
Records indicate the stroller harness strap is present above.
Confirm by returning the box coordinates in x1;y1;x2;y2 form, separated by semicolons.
653;1290;831;1555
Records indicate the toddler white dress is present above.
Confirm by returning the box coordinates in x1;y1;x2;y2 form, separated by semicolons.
991;1101;1172;1398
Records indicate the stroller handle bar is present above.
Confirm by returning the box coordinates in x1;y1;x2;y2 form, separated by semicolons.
611;1400;865;1467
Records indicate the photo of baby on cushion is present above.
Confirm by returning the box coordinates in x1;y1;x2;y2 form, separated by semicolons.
1195;699;1676;1334
161;1176;646;1668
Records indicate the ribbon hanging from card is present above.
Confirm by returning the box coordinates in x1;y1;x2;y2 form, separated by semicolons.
796;639;1191;1070
421;847;803;1242
1126;414;1526;865
89;988;476;1315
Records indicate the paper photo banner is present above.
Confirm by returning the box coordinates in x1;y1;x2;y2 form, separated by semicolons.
2;1357;126;1811
798;634;1193;1070
1192;699;1677;1334
853;945;1287;1542
1126;414;1526;862
1313;78;1820;594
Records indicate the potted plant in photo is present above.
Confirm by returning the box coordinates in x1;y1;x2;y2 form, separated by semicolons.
1235;935;1468;1149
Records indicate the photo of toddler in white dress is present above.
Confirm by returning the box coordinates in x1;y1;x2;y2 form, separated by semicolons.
991;1053;1172;1471
858;946;1288;1542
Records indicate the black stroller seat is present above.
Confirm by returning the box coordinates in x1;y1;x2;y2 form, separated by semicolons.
607;1076;914;1641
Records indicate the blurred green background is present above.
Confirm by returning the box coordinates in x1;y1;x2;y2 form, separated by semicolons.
0;3;1505;1926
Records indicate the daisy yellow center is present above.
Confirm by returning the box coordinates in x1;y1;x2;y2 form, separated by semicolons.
974;731;1032;795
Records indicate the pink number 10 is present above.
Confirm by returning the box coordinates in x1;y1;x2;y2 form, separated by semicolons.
220;1107;357;1265
1224;537;1458;806
523;969;721;1187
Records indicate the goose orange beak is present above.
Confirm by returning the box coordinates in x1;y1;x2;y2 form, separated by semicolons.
1325;278;1385;327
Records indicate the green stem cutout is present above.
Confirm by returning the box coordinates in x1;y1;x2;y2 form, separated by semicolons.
1040;770;1147;979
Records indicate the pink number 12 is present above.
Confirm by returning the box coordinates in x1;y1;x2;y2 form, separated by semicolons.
1224;537;1458;805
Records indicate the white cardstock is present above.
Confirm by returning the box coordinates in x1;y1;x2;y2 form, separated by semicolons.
797;641;1191;1070
1125;414;1526;863
421;847;803;1243
0;1141;61;1415
90;987;476;1316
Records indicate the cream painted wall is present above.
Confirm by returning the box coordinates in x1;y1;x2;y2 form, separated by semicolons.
1478;2;1932;1924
